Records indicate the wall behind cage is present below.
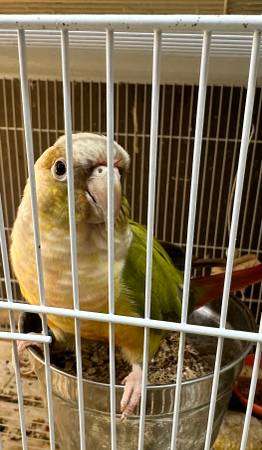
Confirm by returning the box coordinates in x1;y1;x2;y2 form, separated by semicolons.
0;78;261;320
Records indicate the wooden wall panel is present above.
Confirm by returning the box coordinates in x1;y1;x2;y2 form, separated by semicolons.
0;1;261;15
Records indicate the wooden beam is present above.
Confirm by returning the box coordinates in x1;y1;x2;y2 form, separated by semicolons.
0;1;261;15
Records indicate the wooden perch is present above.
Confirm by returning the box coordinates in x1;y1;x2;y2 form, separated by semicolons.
211;254;261;275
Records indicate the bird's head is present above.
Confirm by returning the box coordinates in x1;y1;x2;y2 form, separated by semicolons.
33;133;130;228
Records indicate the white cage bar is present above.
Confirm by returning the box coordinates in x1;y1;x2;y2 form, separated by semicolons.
106;28;117;450
0;299;261;342
17;29;56;450
0;15;261;31
0;194;28;450
138;29;161;450
204;29;261;450
171;30;211;450
60;29;86;450
0;13;261;450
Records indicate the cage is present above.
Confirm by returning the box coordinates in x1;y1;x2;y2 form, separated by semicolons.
0;14;261;450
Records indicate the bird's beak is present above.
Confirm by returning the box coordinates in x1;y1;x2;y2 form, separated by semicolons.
85;165;122;220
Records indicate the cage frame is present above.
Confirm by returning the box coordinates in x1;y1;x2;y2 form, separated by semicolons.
0;14;261;450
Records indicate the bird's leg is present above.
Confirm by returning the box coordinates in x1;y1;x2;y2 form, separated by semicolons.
121;363;142;420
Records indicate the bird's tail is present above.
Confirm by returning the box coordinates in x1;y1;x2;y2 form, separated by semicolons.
191;263;262;310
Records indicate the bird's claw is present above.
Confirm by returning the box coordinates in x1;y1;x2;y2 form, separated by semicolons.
120;364;142;421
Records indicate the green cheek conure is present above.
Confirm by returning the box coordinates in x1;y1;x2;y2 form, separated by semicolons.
10;133;262;418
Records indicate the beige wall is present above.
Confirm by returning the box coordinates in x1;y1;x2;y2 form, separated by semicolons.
0;46;261;86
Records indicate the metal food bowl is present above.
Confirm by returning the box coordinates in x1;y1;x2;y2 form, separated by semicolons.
20;297;255;450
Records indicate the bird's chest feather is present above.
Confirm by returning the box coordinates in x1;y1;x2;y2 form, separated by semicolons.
13;221;123;313
11;208;133;345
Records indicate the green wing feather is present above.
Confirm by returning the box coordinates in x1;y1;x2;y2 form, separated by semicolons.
121;221;182;322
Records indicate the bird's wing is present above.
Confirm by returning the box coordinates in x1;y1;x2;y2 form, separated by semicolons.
120;221;182;322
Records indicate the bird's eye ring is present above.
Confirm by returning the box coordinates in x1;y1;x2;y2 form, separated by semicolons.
52;158;67;181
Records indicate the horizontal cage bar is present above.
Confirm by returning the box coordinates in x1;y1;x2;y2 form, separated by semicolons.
0;331;52;343
0;15;260;31
0;300;260;343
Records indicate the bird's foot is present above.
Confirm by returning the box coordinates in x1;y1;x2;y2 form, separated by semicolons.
17;334;43;359
121;363;142;421
17;312;56;375
15;334;44;375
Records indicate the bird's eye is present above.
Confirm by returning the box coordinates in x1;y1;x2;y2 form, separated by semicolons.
52;159;67;181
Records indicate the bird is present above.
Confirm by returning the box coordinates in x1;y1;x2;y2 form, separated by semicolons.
10;132;262;418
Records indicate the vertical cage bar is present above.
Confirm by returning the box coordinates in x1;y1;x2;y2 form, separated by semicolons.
155;84;165;235
204;85;223;258
138;84;147;224
195;85;213;257
131;83;138;218
106;28;117;450
89;80;93;132
72;80;75;132
3;79;17;223
124;83;129;199
80;80;84;132
204;30;261;450
239;90;262;255
98;81;102;133
0;132;10;230
115;82;120;142
0;193;28;450
239;140;258;255
36;80;43;158
179;84;195;244
170;30;211;450
11;78;23;200
240;316;262;450
45;79;51;147
60;29;86;450
54;80;59;140
246;88;262;310
3;79;18;302
138;29;162;450
248;109;262;247
221;86;244;252
17;29;56;450
163;84;175;241
171;84;184;243
213;86;234;255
